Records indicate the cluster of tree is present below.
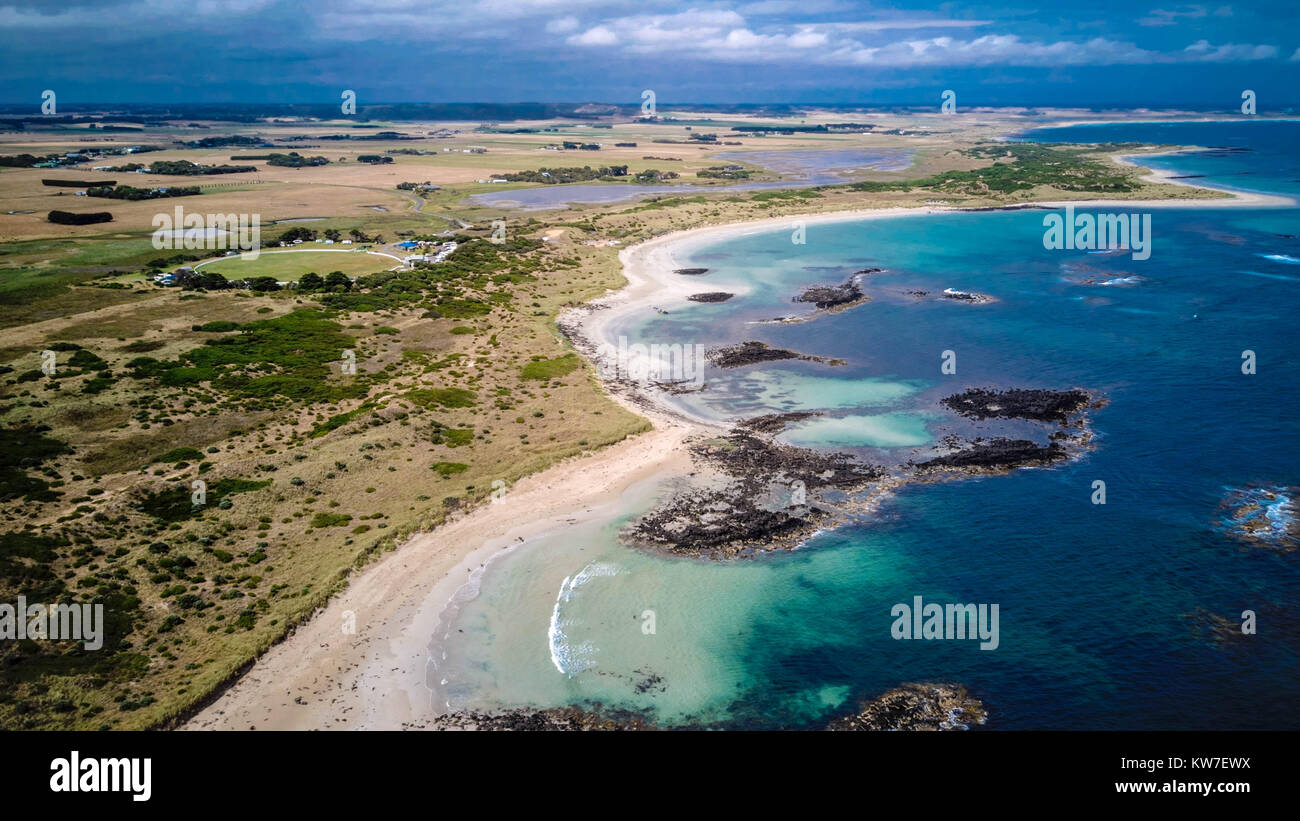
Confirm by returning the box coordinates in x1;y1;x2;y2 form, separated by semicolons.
48;210;113;225
170;270;285;292
296;271;353;291
688;133;718;142
148;160;256;176
184;135;266;148
633;169;679;183
356;155;393;164
42;179;114;187
317;131;410;141
696;166;753;180
276;227;354;244
497;166;628;184
396;181;439;191
0;153;63;167
560;141;601;150
650;137;739;145
266;152;329;167
173;269;233;290
731;123;872;134
87;185;201;200
278;226;319;243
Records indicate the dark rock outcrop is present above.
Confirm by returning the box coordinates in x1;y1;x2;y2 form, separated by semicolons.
707;340;845;369
687;291;733;303
794;278;867;311
827;683;987;731
941;387;1093;423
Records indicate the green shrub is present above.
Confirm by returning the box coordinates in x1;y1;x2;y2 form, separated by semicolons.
431;462;469;478
521;354;580;380
405;388;476;408
310;512;352;528
157;447;204;464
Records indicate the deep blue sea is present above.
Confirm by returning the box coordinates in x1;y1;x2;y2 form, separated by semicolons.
433;121;1300;729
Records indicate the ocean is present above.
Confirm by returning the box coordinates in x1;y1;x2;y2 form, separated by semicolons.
428;120;1300;730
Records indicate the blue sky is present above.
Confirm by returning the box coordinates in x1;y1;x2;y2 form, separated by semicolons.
1;1;1297;106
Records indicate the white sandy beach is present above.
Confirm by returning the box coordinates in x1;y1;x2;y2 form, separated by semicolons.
186;156;1289;731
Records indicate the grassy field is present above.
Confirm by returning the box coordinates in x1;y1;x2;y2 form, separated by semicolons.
198;249;398;280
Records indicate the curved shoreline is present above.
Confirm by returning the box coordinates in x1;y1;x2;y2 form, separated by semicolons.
185;155;1290;730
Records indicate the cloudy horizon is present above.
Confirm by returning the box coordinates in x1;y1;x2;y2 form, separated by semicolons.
2;0;1298;106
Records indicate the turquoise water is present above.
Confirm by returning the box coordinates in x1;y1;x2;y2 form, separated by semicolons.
432;121;1300;729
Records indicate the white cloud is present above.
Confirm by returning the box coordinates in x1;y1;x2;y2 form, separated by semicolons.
827;19;993;32
560;15;1283;69
569;25;618;46
546;15;580;34
1181;39;1277;61
0;0;1285;73
1140;6;1210;27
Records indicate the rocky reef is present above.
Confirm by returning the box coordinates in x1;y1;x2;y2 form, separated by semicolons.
707;340;846;369
793;277;869;312
910;388;1101;475
941;387;1094;423
915;436;1072;472
673;267;709;275
1215;485;1298;551
687;291;734;303
625;430;882;559
624;386;1099;558
421;705;653;731
735;411;822;435
939;287;995;303
420;682;986;731
903;287;996;304
826;683;987;731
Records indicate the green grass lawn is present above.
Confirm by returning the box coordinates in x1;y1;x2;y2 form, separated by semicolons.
197;249;396;281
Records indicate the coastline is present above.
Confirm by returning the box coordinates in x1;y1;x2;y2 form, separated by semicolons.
1033;115;1300;130
186;414;694;729
186;161;1291;730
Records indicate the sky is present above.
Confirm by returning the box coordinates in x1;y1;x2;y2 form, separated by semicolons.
1;0;1298;107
